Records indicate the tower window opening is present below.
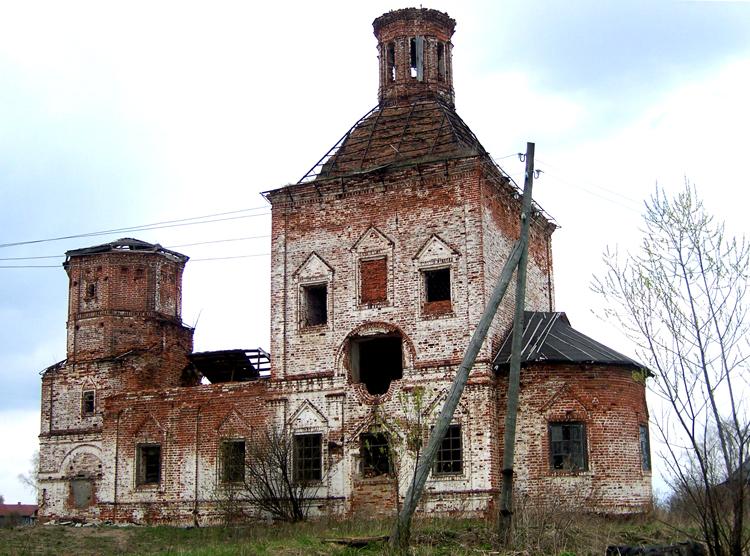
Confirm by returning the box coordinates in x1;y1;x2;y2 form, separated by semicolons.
437;43;446;82
302;284;327;327
85;283;96;299
425;268;451;302
81;390;95;416
350;334;403;395
410;37;424;80
387;42;396;82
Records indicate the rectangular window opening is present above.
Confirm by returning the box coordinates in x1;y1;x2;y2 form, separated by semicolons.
221;440;246;483
294;433;322;482
303;284;327;327
361;432;391;477
425;268;451;302
137;444;161;485
549;422;587;471
435;424;462;474
82;390;96;416
360;257;388;304
437;43;446;82
409;37;423;80
387;42;396;82
640;424;651;471
350;335;403;396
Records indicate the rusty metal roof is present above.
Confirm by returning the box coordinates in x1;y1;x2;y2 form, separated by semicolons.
493;312;648;372
299;97;487;183
190;348;270;384
65;238;188;263
0;504;37;517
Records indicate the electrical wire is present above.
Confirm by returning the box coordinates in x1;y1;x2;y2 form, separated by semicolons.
0;206;271;249
0;234;274;262
1;252;273;268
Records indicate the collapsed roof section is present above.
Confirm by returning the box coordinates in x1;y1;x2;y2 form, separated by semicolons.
298;98;486;183
190;348;270;384
65;238;188;264
493;312;648;372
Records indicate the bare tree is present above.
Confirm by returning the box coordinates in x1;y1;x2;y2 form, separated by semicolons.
222;426;323;523
593;183;750;556
17;450;39;495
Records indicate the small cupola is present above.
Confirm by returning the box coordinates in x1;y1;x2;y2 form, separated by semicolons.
373;8;456;107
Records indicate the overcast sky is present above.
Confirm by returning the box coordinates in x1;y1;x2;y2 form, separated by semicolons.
1;0;748;504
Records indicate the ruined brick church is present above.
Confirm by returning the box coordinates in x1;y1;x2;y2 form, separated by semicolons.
37;8;652;524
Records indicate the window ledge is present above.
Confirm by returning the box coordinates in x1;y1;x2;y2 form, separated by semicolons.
549;470;593;477
358;301;391;309
300;324;328;334
430;472;465;481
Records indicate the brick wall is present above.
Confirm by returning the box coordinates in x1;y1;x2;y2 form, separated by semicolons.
501;364;652;514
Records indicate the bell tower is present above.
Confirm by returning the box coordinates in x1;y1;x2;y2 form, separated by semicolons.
374;8;456;107
63;238;193;388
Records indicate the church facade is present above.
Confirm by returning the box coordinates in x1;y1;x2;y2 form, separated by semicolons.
37;8;652;524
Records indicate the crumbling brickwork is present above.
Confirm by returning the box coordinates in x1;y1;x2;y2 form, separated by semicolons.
38;8;651;525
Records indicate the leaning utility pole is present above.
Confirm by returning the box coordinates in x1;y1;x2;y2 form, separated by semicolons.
389;142;536;551
498;142;535;544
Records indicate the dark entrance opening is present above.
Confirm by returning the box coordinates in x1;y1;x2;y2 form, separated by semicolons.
350;334;403;396
361;432;391;477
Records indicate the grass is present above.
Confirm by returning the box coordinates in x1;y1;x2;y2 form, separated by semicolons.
0;515;687;556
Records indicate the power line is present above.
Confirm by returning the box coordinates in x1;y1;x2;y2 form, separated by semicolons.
167;235;271;249
0;234;274;262
535;158;643;207
0;206;271;249
191;253;271;262
1;252;273;268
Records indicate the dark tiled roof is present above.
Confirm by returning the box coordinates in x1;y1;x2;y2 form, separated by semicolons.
299;97;486;182
65;238;188;263
493;312;647;372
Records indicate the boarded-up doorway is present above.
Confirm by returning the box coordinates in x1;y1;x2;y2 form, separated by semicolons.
70;478;94;509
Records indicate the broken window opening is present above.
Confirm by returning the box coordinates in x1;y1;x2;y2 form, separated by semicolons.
640;424;651;471
437;42;446;82
409;36;424;80
387;42;396;82
85;283;96;299
81;390;95;416
435;424;462;475
293;433;322;482
549;422;587;471
360;257;388;304
303;284;327;327
425;267;451;303
350;334;403;396
361;432;391;477
221;440;246;483
136;444;161;485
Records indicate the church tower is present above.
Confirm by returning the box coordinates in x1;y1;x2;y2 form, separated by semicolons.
38;239;193;519
265;7;556;517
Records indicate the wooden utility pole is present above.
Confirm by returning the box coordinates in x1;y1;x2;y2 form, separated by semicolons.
498;142;535;544
389;143;536;551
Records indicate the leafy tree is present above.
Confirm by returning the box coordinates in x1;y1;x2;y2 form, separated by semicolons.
593;184;749;556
